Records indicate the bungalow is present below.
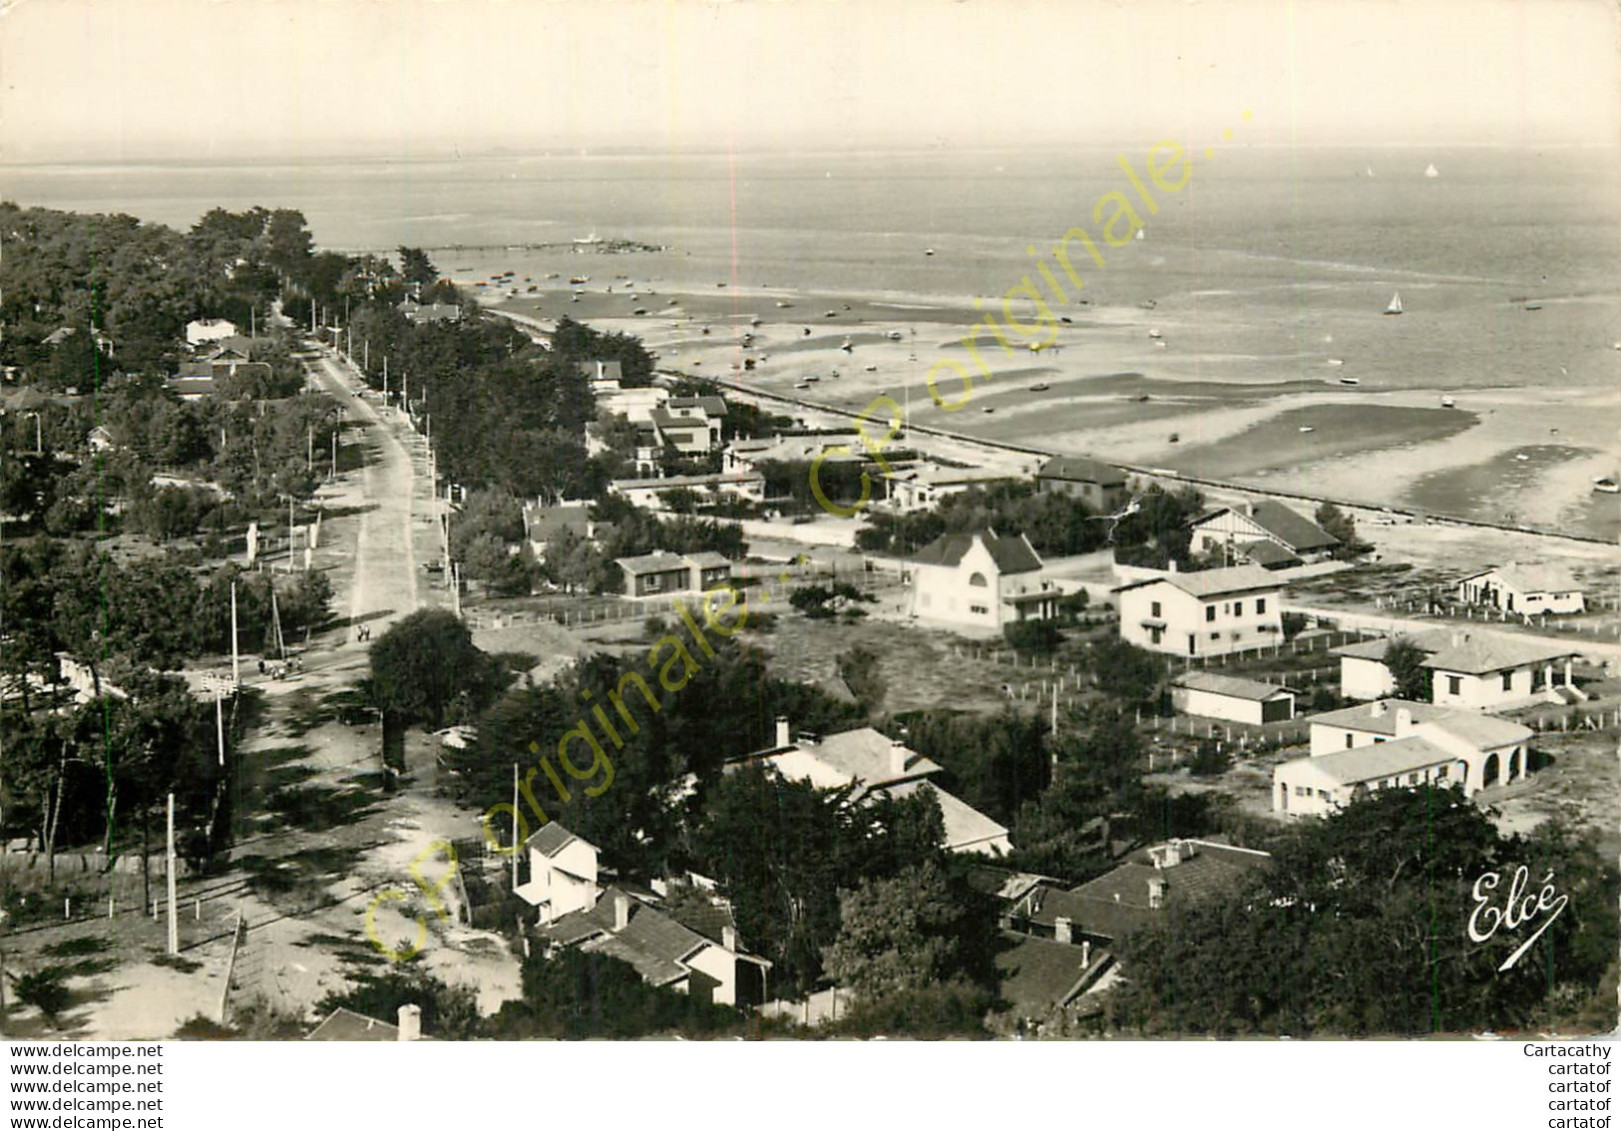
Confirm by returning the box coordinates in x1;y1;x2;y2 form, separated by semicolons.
609;471;766;510
185;318;239;347
398;301;462;325
731;719;1013;856
1456;564;1585;616
523;502;593;559
1171;671;1296;725
883;465;1018;514
908;528;1059;630
1274;700;1534;815
1113;564;1283;658
614;551;734;598
1332;628;1582;710
1189;500;1339;565
534;886;772;1006
577;359;625;387
1035;456;1128;513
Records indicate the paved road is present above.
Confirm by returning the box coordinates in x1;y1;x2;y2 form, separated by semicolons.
304;347;438;639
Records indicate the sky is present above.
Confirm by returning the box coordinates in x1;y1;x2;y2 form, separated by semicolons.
0;0;1617;162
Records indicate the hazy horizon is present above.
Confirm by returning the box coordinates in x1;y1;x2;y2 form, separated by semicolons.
2;0;1617;164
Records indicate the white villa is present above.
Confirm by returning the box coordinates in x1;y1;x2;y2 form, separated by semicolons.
1455;564;1585;616
1113;564;1283;658
907;528;1059;630
1332;628;1583;711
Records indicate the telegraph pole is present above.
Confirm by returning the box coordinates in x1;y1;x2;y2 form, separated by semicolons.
230;579;239;686
166;794;178;956
511;764;521;890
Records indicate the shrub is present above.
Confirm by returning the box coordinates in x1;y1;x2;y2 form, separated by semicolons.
1004;619;1062;655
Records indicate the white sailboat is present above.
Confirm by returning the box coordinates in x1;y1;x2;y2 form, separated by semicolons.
1384;292;1404;316
1424;163;1440;179
1135;227;1146;241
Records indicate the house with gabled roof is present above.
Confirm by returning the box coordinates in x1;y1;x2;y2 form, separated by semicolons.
1331;628;1582;710
185;318;238;347
908;528;1058;629
1113;563;1283;657
1171;670;1296;725
1456;564;1585;616
1189;500;1340;565
534;886;772;1006
513;821;601;924
729;719;1013;856
614;550;733;597
1274;699;1535;815
1035;456;1128;513
306;1004;425;1042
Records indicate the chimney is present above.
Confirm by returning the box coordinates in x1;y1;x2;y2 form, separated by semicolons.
889;738;910;777
1371;700;1387;718
1167;559;1179;574
722;925;739;953
1148;877;1168;910
614;893;631;931
397;1004;421;1042
1080;940;1092;968
775;716;790;748
1394;708;1413;736
1054;916;1073;944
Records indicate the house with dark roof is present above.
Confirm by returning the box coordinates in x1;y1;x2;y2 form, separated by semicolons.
730;718;1014;856
1331;628;1582;710
1113;564;1283;658
997;839;1272;1012
1189;500;1340;565
534;887;772;1006
1171;670;1296;725
907;528;1058;630
1035;456;1128;512
883;465;1019;514
1456;564;1585;616
1275;698;1535;814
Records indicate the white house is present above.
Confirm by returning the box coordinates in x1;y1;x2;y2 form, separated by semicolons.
1113;564;1283;658
1188;500;1340;566
1456;564;1585;616
883;466;1019;514
185;318;238;347
1274;699;1535;816
908;528;1059;630
1332;628;1582;711
1034;456;1129;513
513;822;601;924
733;720;1014;856
1170;671;1296;725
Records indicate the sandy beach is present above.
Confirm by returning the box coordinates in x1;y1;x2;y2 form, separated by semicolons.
435;239;1621;543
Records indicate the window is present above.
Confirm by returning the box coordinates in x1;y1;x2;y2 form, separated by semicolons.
1408;773;1420;785
1256;598;1267;614
1234;600;1243;617
969;572;988;588
1447;675;1462;696
1345;734;1354;749
1149;627;1163;645
1205;605;1216;622
1502;672;1513;692
1150;600;1161;618
645;575;662;592
1317;789;1330;801
1374;737;1386;744
970;604;989;615
1436;764;1449;779
1295;786;1310;797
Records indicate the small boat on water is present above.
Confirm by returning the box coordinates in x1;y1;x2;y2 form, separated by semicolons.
1441;395;1456;408
1168;432;1180;443
750;316;762;326
1029;383;1050;392
775;301;792;308
1326;358;1344;367
802;375;820;383
1524;302;1542;311
1148;329;1162;339
568;276;589;285
1425;163;1440;178
1299;426;1314;434
824;310;838;318
924;248;936;257
1339;376;1361;386
983;406;996;414
1135;228;1146;241
1515;453;1531;462
864;365;878;372
841;338;853;353
1593;477;1620;494
793;381;812;390
1384;292;1403;316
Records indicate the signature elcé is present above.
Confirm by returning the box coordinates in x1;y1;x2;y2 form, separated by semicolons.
1468;865;1569;972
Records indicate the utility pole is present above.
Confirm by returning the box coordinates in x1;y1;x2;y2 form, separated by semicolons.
215;686;227;767
511;764;521;890
331;430;338;480
166;793;178;956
